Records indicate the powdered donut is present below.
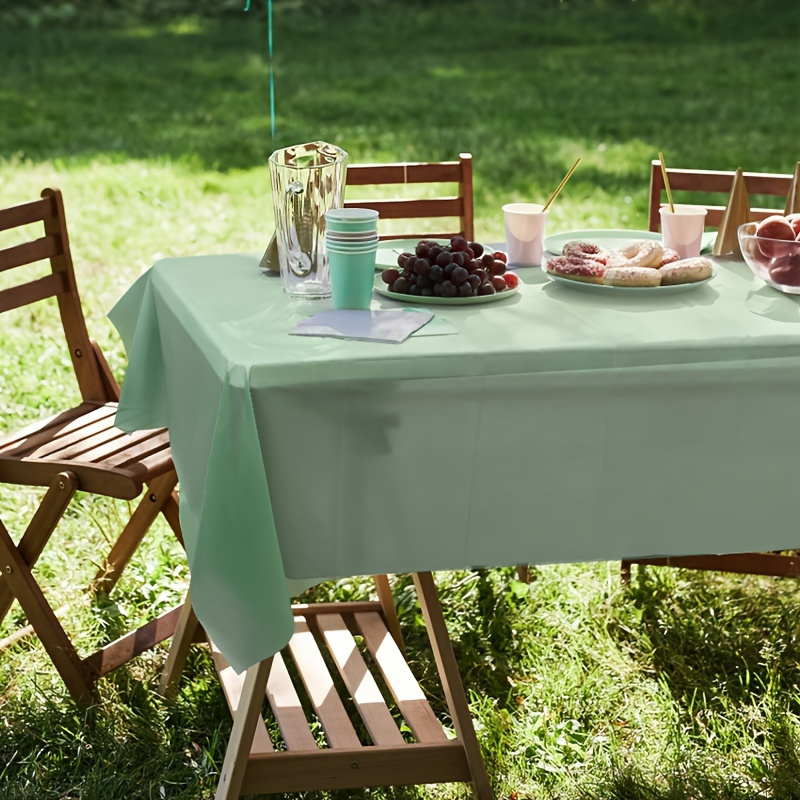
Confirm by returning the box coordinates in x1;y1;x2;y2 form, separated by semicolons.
562;241;610;264
621;240;664;268
659;248;680;267
603;266;662;287
547;256;605;284
659;257;713;285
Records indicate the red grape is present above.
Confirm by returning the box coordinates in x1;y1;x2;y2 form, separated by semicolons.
490;259;507;276
436;250;453;267
392;277;410;294
441;280;457;297
382;268;400;285
469;242;484;257
492;250;508;264
490;275;507;291
451;266;469;285
478;282;496;295
503;272;519;289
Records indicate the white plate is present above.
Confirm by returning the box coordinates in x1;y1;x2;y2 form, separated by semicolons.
541;263;717;294
543;228;717;256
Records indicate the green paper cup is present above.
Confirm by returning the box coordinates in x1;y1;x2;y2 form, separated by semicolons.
328;248;378;309
326;208;379;233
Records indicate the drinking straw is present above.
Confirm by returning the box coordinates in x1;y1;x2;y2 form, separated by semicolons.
543;157;581;212
659;151;675;213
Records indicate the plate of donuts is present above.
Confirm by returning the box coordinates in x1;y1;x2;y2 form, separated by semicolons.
543;236;717;293
544;229;717;256
542;263;717;294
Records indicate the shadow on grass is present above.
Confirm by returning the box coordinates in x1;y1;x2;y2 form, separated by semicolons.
0;0;797;184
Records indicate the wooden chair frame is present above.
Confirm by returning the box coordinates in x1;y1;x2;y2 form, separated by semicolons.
345;152;475;241
647;159;793;232
161;573;493;799
630;162;798;582
0;188;183;705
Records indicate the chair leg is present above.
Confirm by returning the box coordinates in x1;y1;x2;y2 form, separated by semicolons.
372;573;405;654
160;488;184;547
158;594;200;699
0;479;96;706
413;572;494;800
0;472;77;626
215;657;273;800
92;471;179;594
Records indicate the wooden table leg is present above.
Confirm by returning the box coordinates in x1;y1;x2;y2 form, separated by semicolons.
413;572;494;800
158;592;200;698
215;657;273;800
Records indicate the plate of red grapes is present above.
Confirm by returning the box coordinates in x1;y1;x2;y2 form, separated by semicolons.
375;237;520;304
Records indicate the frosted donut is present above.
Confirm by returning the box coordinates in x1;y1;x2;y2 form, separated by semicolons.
605;251;630;268
659;257;713;285
547;256;605;284
603;266;662;287
562;241;610;265
621;240;664;268
659;248;680;267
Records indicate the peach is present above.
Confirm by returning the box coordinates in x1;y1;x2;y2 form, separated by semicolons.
787;213;800;238
756;214;796;258
768;252;800;287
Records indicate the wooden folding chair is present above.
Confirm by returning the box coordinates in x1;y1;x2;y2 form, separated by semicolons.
0;188;184;706
160;573;493;799
345;152;475;241
646;159;794;232
623;161;798;583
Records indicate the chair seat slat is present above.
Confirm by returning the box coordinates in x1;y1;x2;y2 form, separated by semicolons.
0;402;106;450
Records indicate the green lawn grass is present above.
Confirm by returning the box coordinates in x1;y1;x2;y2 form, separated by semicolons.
1;1;799;797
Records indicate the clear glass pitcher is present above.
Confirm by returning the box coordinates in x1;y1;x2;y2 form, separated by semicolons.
269;141;349;298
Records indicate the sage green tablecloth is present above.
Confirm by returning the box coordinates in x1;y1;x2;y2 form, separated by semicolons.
110;253;800;673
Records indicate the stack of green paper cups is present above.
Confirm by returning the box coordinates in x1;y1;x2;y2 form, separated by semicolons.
325;208;380;310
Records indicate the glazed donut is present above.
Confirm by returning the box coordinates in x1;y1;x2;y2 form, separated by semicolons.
659;257;713;285
562;241;610;265
659;248;680;267
547;256;605;284
603;266;662;287
620;240;664;268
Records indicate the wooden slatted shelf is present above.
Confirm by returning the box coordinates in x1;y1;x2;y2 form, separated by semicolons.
207;603;474;794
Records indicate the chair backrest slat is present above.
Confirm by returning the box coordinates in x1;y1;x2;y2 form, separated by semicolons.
0;273;67;314
0;188;107;403
0;235;61;273
346;161;463;186
0;197;56;232
348;197;464;220
648;160;794;232
344;153;474;241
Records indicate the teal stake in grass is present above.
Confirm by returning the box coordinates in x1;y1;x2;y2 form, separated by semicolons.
244;0;276;139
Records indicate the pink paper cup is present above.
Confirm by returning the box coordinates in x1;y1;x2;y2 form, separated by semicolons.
502;203;548;266
660;205;708;259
